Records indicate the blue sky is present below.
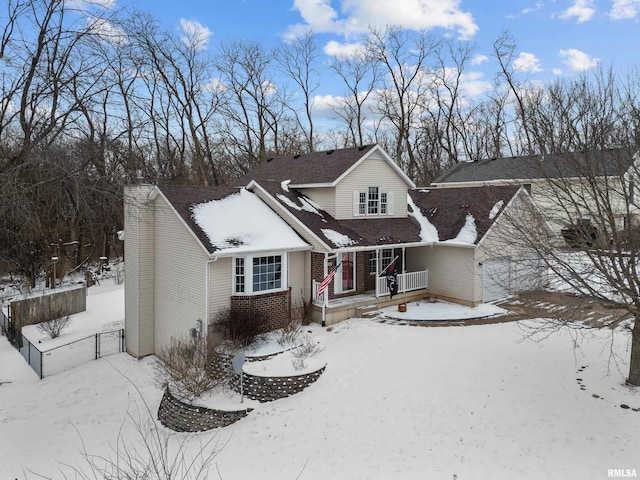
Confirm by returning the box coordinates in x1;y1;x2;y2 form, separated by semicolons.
122;0;638;105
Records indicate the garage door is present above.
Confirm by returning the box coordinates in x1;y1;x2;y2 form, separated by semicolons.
483;258;510;302
483;256;544;302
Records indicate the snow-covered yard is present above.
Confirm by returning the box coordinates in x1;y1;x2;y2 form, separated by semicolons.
1;283;639;479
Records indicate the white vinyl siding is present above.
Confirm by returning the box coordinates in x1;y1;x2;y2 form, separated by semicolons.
209;257;233;325
153;195;209;352
302;187;336;217
124;186;156;358
288;250;310;321
335;155;408;219
418;244;481;305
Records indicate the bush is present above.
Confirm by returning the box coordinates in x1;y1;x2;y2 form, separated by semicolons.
291;334;323;371
155;335;231;401
278;317;302;347
214;308;268;348
37;314;70;339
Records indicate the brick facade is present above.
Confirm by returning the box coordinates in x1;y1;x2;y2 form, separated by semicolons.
230;289;290;331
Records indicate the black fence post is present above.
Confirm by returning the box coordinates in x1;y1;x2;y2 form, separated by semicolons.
95;333;99;359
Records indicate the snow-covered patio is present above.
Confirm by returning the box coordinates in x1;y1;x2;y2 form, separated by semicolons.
1;283;639;479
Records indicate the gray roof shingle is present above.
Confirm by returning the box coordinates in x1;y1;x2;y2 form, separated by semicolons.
236;144;378;186
434;147;639;184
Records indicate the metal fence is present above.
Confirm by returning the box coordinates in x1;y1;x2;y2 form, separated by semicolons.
16;329;125;379
0;309;18;345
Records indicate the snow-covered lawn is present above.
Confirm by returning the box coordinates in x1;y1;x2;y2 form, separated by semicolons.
1;284;639;479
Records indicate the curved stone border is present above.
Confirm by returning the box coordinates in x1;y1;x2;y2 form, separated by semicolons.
245;346;294;362
232;365;326;403
158;387;252;432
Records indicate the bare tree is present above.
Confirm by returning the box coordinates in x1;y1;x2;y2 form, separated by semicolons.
367;26;441;177
277;31;320;152
492;31;535;155
215;40;295;173
494;148;640;385
327;45;379;146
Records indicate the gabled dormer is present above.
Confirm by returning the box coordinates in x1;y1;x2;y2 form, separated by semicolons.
238;144;415;220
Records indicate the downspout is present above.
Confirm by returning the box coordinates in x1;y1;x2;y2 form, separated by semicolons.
204;257;217;337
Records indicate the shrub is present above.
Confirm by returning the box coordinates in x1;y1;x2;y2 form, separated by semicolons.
155;335;231;401
37;314;70;339
291;334;323;371
278;317;302;347
214;308;268;348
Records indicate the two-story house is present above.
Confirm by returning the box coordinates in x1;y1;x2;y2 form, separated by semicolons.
125;144;550;358
432;147;640;238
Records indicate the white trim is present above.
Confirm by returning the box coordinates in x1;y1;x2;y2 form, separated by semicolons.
334;251;356;294
232;252;289;296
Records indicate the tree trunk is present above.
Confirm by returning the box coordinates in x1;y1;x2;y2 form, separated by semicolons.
627;317;640;386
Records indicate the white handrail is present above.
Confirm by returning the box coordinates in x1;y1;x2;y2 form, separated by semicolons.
376;270;428;297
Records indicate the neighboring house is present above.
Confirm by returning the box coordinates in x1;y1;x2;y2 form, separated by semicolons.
125;145;550;358
432;147;640;236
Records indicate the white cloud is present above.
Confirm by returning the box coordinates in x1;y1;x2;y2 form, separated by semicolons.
522;2;545;15
609;0;640;19
66;0;116;11
552;67;564;75
470;54;488;66
460;71;492;97
179;19;212;50
559;48;600;71
287;0;478;40
560;0;596;23
86;16;128;45
513;52;542;72
204;78;227;94
323;40;366;57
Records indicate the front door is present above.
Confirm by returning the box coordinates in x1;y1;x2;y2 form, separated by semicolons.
336;252;355;293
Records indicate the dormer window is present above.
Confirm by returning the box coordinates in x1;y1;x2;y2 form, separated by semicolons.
355;187;393;216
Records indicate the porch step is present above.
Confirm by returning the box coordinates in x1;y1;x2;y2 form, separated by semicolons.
355;304;380;317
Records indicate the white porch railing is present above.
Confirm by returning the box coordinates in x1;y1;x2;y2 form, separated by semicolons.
312;269;428;305
312;280;328;306
376;270;428;297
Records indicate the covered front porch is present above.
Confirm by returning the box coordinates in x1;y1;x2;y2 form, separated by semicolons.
310;287;430;326
310;246;429;326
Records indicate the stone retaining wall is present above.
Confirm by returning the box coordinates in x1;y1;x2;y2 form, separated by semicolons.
232;365;326;403
157;388;252;432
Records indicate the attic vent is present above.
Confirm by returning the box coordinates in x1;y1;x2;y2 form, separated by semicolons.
326;150;334;155
293;154;300;159
266;157;274;162
358;146;366;151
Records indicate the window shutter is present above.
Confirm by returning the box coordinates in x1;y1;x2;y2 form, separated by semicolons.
387;191;394;215
353;190;360;216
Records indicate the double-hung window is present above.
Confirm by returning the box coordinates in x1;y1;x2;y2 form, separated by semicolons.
355;187;393;216
234;254;285;294
367;187;379;214
369;248;394;275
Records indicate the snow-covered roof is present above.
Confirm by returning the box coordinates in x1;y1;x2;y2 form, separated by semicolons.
159;185;309;256
191;189;309;255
